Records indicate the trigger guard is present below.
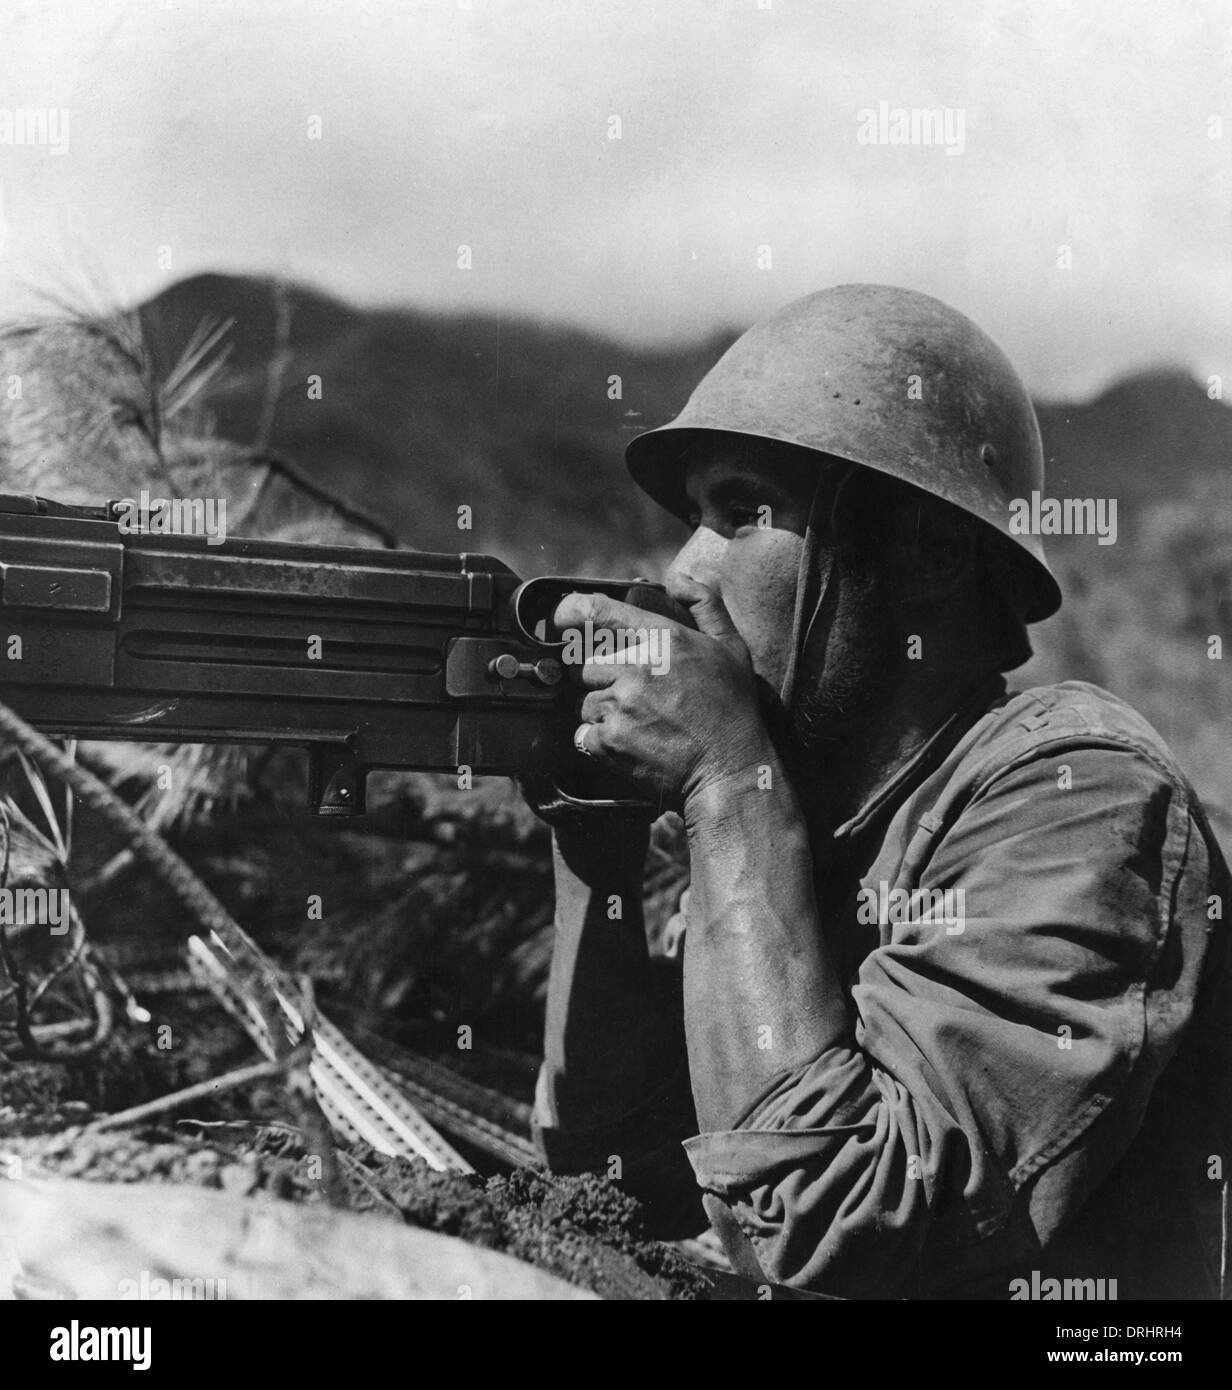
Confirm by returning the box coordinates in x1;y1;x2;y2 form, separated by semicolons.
519;772;661;826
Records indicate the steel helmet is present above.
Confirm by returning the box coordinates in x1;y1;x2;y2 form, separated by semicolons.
626;283;1061;623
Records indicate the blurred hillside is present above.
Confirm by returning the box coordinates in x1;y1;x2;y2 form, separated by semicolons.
138;273;730;577
138;275;1231;846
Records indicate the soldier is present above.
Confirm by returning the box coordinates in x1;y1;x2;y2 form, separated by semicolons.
529;285;1231;1299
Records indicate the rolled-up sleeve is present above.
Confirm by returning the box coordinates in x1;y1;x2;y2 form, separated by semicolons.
682;743;1206;1297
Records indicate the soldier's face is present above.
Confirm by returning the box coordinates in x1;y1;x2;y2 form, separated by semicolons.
664;441;895;759
664;442;818;699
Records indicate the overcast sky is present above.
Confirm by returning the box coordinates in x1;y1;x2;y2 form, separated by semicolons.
0;0;1228;398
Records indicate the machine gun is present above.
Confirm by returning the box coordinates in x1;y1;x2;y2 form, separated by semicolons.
0;492;688;817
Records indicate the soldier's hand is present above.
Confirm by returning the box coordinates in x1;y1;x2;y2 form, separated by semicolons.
554;579;772;814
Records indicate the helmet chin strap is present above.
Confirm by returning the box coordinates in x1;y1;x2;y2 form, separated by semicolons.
778;462;856;714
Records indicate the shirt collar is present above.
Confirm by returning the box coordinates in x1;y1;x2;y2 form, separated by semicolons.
832;672;1008;841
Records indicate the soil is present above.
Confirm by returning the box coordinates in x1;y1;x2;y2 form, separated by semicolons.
353;1156;711;1300
0;996;712;1300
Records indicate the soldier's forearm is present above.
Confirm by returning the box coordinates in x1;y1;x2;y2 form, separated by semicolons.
682;756;852;1132
538;819;686;1131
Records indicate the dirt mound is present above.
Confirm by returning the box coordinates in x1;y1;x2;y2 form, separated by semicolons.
2;1118;710;1300
355;1156;710;1299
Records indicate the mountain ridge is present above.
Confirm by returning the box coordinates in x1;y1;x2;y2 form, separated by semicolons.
138;273;1231;572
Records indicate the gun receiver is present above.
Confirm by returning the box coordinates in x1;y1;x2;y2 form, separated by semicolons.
0;493;684;816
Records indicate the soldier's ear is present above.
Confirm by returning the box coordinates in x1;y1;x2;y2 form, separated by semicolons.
886;503;976;606
835;474;975;603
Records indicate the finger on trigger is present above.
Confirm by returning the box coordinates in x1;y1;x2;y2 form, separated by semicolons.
553;591;610;630
554;591;686;635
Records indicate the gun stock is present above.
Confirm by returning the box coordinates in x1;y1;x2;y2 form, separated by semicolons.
0;493;681;817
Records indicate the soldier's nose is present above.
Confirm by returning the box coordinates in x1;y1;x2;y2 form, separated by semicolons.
664;526;724;606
